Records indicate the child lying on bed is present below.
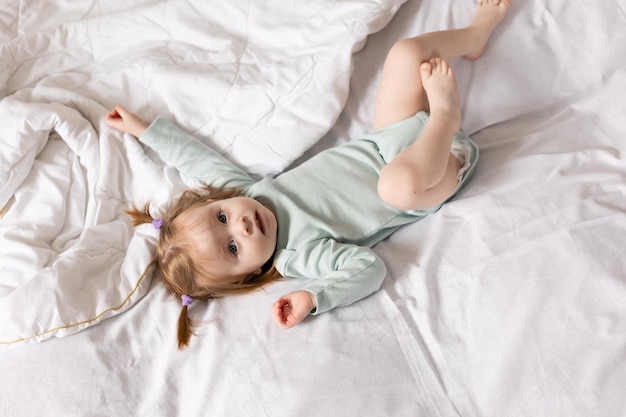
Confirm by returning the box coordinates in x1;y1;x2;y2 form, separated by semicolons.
105;0;511;348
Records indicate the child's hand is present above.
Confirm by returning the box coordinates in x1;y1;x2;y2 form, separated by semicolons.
272;290;316;328
105;105;149;138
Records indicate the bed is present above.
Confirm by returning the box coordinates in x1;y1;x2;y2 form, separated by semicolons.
1;0;625;415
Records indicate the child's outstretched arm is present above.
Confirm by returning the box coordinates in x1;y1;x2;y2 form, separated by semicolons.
106;104;256;191
105;105;149;138
272;291;317;328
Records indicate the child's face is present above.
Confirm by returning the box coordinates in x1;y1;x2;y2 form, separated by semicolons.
185;196;278;280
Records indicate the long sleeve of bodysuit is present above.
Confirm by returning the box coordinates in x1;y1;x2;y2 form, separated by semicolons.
274;238;387;314
139;117;255;189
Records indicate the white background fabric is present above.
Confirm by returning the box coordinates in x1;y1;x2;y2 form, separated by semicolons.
1;0;626;416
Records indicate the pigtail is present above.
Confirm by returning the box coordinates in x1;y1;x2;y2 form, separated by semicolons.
155;243;203;349
177;303;194;349
125;203;155;227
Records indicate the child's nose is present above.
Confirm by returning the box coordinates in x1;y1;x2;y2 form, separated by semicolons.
238;216;251;236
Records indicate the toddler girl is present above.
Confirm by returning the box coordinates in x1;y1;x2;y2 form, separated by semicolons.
105;0;510;348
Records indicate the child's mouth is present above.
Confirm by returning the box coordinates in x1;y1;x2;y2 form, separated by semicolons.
255;212;265;235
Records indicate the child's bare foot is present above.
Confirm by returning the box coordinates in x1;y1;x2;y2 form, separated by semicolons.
464;0;511;60
420;58;461;132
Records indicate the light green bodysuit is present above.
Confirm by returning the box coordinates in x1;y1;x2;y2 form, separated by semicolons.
140;112;478;314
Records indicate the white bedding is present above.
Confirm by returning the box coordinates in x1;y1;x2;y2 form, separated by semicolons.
0;0;404;343
2;0;626;416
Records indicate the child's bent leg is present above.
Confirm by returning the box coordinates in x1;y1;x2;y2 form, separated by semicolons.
378;58;462;210
372;0;511;130
374;0;510;211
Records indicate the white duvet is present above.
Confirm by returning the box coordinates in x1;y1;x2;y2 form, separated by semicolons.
0;0;406;343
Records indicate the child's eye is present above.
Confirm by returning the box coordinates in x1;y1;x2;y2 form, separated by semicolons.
228;241;238;255
218;212;227;224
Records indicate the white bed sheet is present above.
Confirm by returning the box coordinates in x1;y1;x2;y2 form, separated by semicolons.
2;0;626;416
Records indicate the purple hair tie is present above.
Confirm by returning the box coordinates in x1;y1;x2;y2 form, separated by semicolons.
152;218;163;230
181;294;193;307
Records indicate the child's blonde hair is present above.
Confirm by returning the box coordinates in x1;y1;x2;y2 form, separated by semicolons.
126;186;281;348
